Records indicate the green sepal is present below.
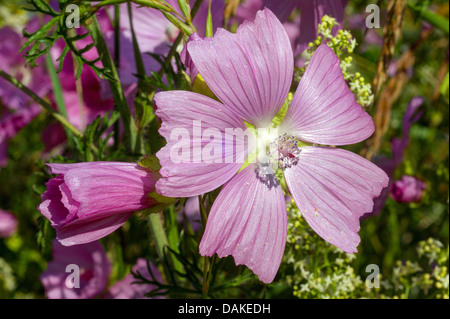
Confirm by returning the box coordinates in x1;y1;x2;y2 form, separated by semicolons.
205;0;213;38
192;74;218;100
135;191;178;216
138;155;161;171
271;92;293;128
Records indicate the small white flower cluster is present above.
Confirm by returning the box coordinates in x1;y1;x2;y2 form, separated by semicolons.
282;199;449;299
0;257;17;292
302;15;374;108
283;199;365;299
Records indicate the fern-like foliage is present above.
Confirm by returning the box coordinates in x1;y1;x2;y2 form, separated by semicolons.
21;0;113;80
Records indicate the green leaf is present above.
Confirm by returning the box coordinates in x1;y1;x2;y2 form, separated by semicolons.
205;0;213;38
177;0;192;22
21;17;58;53
139;155;162;171
407;1;449;35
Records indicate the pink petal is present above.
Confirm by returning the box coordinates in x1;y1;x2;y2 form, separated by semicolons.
154;91;247;197
56;212;133;246
284;147;388;253
117;2;172;54
281;44;374;145
199;164;287;283
187;8;294;127
38;176;72;226
62;164;156;218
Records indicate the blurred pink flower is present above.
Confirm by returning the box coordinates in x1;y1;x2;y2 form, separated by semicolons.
38;162;159;246
233;0;345;55
40;240;111;299
0;25;51;168
0;209;18;238
154;9;387;283
178;197;202;233
1;104;41;165
104;258;163;299
390;175;427;203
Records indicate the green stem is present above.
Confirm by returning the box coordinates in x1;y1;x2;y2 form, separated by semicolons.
45;52;76;147
198;195;208;228
126;1;148;153
147;213;177;285
202;255;215;298
157;0;204;78
127;2;147;88
113;4;121;151
407;1;449;35
87;15;139;153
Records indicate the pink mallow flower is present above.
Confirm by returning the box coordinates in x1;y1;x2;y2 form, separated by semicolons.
390;175;427;203
153;9;388;283
104;258;163;299
40;240;110;299
38;162;159;246
0;209;18;238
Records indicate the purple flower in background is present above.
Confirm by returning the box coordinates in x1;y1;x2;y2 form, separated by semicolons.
40;240;111;299
104;258;163;299
0;25;51;168
234;0;345;55
0;209;18;238
178;197;202;233
368;97;425;216
390;176;427;203
154;9;388;283
1;104;41;166
347;13;383;53
38;162;159;246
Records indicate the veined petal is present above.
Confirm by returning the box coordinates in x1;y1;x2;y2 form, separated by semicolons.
63;165;156;218
199;164;287;283
284;147;388;253
281;44;374;145
187;8;294;127
154;91;249;197
56;213;133;246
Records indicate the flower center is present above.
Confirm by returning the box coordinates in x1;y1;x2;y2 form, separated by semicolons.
269;134;302;170
255;133;301;188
